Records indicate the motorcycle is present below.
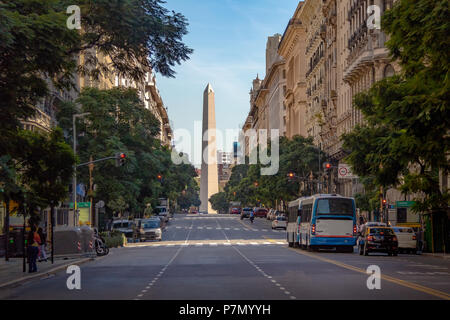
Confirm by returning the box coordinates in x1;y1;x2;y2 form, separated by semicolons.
94;230;109;256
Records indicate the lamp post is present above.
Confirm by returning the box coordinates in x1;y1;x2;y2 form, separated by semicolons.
72;112;90;226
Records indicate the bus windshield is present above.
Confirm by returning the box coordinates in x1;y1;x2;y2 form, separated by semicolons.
316;198;354;216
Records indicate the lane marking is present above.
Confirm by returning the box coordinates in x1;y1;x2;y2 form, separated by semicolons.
286;247;450;300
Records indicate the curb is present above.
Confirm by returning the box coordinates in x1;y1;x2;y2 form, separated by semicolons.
0;257;93;290
421;253;450;260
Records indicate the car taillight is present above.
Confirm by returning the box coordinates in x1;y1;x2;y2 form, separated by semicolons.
412;235;417;240
393;236;398;242
353;225;357;235
367;235;374;242
311;224;316;235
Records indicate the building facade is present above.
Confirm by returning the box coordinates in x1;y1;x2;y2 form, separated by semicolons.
278;2;308;139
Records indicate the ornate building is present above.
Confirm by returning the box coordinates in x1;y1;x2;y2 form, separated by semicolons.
278;2;307;139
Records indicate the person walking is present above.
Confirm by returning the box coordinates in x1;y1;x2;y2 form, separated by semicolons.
37;227;47;262
27;225;40;273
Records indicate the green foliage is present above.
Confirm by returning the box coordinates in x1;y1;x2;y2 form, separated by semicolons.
101;231;125;248
223;136;323;209
343;0;450;213
57;87;199;217
0;0;192;143
209;192;229;214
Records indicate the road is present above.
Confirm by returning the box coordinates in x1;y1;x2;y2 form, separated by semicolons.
1;214;449;300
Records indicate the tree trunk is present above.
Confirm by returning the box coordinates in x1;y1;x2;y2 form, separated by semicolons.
51;205;55;264
4;198;10;261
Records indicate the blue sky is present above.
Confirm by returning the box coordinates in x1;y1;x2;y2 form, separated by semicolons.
157;0;300;165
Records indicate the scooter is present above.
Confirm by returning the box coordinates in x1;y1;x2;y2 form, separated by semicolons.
93;229;109;256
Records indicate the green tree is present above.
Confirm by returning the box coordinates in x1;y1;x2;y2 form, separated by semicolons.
224;136;323;209
0;0;193;143
209;192;230;214
58;88;199;219
342;0;449;213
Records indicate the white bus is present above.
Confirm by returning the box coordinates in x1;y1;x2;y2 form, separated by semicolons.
288;194;357;252
287;197;306;247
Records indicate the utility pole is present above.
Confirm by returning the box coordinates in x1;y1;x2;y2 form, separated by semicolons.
89;156;94;227
318;143;321;193
73;112;91;227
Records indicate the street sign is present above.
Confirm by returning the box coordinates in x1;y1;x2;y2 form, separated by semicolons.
396;201;416;208
96;200;105;209
69;202;91;209
338;164;357;179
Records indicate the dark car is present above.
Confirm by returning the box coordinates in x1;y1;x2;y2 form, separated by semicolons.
240;208;253;219
359;227;398;256
254;208;268;218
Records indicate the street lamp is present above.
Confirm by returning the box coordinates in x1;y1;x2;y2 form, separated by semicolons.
73;112;90;226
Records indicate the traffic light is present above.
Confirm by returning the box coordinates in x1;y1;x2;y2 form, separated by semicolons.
254;181;259;187
382;199;387;207
157;174;163;182
115;153;126;167
323;162;332;170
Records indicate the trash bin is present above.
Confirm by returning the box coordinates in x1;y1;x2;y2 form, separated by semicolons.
54;226;82;255
8;229;26;258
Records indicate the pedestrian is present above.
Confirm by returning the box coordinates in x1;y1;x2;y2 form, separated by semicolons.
37;227;47;262
27;225;40;273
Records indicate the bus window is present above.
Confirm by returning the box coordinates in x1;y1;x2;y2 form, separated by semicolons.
302;204;313;222
288;206;298;223
316;198;354;216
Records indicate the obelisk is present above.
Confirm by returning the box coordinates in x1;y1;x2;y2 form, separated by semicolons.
200;84;219;214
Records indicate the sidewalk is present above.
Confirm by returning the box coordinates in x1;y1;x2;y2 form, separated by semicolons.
0;255;94;289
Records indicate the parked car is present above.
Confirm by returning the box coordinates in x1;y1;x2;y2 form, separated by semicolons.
275;211;286;219
112;220;135;238
231;207;241;215
254;208;268;218
135;218;162;242
359;226;398;256
266;209;275;220
241;207;253;219
393;227;417;254
272;215;287;230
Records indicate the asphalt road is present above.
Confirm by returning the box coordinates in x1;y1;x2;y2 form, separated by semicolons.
1;214;449;300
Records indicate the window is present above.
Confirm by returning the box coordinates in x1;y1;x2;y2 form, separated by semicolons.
316;198;354;216
301;204;313;222
384;64;395;78
397;208;407;223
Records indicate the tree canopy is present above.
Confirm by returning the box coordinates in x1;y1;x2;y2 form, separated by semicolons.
342;0;450;213
219;136;323;210
58;87;199;217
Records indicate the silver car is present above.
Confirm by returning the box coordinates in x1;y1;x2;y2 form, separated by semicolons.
137;219;162;242
272;215;287;230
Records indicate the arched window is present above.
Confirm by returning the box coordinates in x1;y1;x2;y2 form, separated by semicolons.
384;64;395;78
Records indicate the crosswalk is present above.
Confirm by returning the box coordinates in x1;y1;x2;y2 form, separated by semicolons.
127;240;286;249
170;226;284;233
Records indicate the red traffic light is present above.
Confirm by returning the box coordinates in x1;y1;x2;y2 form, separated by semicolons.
288;172;295;178
157;174;163;180
382;199;387;204
325;163;332;169
120;153;126;159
